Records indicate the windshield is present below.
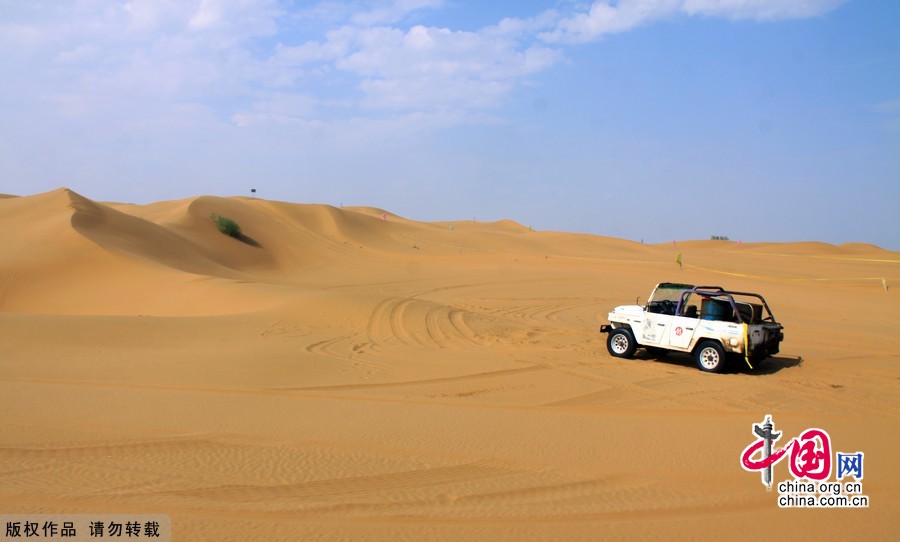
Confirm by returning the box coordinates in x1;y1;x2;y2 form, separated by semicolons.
648;283;691;303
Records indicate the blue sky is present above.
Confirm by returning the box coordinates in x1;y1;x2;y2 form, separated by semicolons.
1;0;898;248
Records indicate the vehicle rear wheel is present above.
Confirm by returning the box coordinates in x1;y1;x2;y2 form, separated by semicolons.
749;355;767;371
607;328;637;359
695;341;726;373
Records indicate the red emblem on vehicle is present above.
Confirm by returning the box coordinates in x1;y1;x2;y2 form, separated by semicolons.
675;326;683;336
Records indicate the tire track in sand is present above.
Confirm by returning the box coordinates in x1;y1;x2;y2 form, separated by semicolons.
366;297;486;350
281;365;545;392
305;334;353;361
159;460;518;503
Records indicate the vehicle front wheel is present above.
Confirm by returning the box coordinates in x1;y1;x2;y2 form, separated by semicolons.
695;341;726;373
607;328;637;359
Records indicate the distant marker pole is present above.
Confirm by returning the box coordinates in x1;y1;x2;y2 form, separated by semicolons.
883;279;889;293
676;252;683;270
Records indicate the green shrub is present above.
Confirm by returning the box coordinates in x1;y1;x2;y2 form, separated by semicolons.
210;213;242;238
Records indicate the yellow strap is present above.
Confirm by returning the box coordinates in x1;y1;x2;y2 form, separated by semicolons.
743;323;753;370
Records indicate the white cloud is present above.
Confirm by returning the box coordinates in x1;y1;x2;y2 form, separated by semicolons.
481;9;562;40
542;0;850;43
350;0;447;26
544;0;681;43
231;92;319;126
681;0;850;20
0;0;851;141
1;0;283;116
55;44;99;64
329;24;560;111
123;0;195;33
189;0;222;30
184;0;282;43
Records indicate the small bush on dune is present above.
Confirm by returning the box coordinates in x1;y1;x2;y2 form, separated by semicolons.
211;213;242;238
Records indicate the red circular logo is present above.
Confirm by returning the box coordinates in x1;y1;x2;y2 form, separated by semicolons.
675;326;683;336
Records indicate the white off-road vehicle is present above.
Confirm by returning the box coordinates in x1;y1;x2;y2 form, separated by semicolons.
600;282;784;373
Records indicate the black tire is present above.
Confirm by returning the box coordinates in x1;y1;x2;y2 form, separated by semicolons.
749;355;767;371
695;341;726;373
607;328;637;359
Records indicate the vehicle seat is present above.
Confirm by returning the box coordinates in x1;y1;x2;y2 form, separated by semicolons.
683;305;698;318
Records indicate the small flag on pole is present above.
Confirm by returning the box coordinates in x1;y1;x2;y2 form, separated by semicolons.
676;252;683;270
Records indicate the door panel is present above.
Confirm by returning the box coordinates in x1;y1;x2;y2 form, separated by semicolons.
668;316;699;349
641;312;670;345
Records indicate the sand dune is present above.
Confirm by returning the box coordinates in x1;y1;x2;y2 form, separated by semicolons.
1;188;898;540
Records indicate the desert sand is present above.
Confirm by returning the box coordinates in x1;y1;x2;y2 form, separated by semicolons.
1;188;897;540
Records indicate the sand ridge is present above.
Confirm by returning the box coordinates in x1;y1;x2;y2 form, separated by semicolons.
1;188;898;540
